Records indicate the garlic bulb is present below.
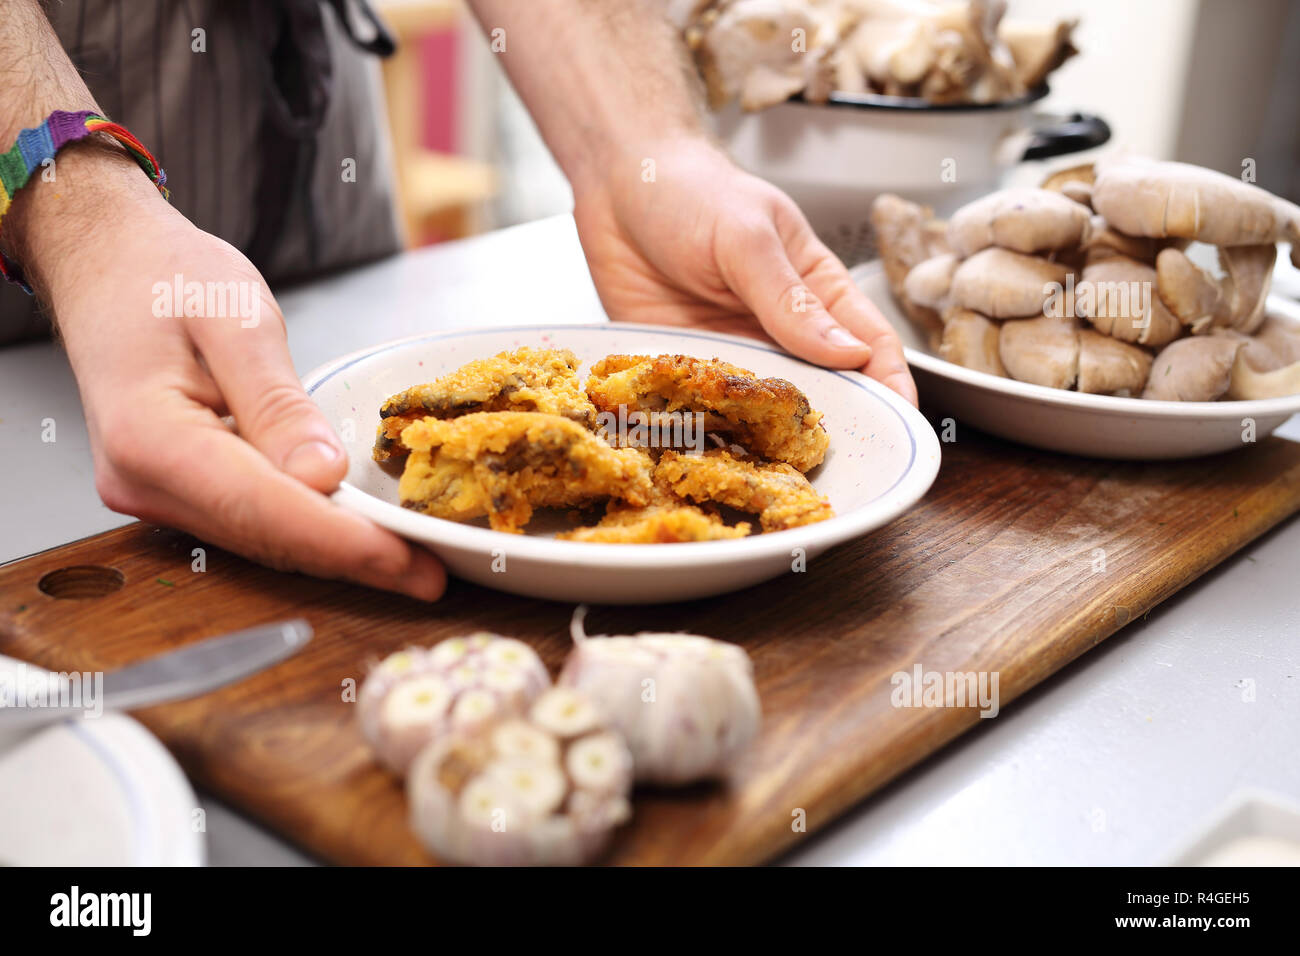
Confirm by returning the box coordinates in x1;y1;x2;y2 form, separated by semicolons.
358;633;550;775
557;606;760;785
407;687;633;866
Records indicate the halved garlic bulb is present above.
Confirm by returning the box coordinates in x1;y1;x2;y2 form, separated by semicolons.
358;633;550;775
407;686;633;866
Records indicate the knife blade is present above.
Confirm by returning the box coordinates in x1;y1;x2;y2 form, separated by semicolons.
0;618;312;729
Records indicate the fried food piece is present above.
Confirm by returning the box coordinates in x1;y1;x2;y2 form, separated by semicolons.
585;354;829;472
655;449;834;532
374;348;596;461
399;412;654;533
558;503;752;543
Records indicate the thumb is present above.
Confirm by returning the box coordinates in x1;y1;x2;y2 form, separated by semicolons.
189;310;348;493
719;220;873;369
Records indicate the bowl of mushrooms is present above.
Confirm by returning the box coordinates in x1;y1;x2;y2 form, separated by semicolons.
858;155;1300;460
678;0;1109;263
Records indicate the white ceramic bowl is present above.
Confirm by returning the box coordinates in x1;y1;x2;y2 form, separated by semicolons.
0;656;205;866
1166;789;1300;866
852;260;1300;459
303;323;940;604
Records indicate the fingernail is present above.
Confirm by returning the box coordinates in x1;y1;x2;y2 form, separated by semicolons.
827;326;868;349
284;440;342;479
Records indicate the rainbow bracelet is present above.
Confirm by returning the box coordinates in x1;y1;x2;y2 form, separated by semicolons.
0;109;169;293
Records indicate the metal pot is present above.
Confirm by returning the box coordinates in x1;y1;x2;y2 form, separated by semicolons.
712;85;1110;265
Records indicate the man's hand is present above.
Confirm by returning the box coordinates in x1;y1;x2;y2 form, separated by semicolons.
466;0;916;404
10;147;444;601
574;137;917;404
1;0;442;599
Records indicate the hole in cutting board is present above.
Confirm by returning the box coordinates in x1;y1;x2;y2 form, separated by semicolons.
38;565;125;599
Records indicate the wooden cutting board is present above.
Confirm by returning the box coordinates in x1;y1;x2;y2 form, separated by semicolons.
4;430;1300;865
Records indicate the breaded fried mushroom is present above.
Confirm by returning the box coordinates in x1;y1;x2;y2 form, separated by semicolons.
655;448;833;532
585;354;829;472
558;503;752;543
399;412;654;533
374;348;596;461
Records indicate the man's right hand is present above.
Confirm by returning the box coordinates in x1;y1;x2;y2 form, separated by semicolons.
13;145;445;601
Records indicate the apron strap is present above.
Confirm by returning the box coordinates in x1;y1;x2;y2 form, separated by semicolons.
241;0;394;271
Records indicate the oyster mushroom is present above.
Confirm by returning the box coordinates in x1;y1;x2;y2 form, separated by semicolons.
1213;244;1276;334
925;0;1022;104
1058;181;1093;209
695;0;838;111
1142;334;1246;401
998;313;1081;389
871;193;946;294
1077;329;1153;395
1083;215;1160;263
848;13;937;88
837;0;1023;105
871;193;949;346
358;634;551;776
939;307;1006;376
556;606;761;785
946;187;1092;258
1226;313;1300;400
949;247;1070;319
1248;312;1300;366
1155;247;1222;332
998;16;1077;88
903;253;960;310
1092;156;1300;247
1077;254;1182;346
1040;163;1094;193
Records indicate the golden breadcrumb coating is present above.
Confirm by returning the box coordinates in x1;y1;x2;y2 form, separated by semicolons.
374;348;596;461
398;412;653;533
655;449;834;531
558;503;752;543
585;354;829;472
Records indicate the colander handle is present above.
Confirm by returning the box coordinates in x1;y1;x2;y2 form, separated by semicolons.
1020;112;1111;161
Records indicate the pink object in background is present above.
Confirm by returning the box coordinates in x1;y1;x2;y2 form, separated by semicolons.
420;29;459;154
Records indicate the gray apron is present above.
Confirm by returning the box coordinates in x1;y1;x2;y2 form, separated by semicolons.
0;0;402;344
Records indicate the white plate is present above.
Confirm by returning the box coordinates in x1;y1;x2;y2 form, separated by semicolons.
0;656;205;866
304;323;940;604
1166;789;1300;866
851;260;1300;459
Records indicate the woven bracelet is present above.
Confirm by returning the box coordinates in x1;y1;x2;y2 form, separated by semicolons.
0;109;169;293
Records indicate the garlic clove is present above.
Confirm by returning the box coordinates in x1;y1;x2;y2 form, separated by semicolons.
491;719;561;764
566;732;634;794
529;687;602;738
483;756;568;821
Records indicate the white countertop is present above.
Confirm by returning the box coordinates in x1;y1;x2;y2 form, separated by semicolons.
2;215;1297;866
